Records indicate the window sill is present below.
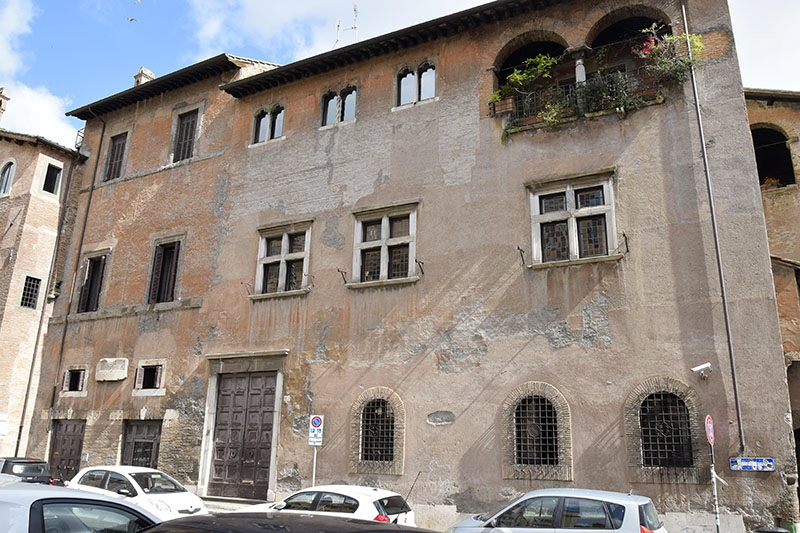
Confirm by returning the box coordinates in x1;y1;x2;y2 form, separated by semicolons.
248;136;285;149
528;254;623;270
391;96;439;112
60;390;87;398
57;297;203;324
132;388;166;397
318;118;356;131
346;276;420;290
248;288;311;301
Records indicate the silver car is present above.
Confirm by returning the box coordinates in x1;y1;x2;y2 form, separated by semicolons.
446;488;667;533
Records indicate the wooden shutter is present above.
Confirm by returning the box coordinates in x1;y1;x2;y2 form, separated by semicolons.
77;259;92;312
155;365;163;388
148;245;165;304
62;371;70;391
90;256;106;311
134;367;144;389
174;110;197;162
78;369;86;391
165;241;180;301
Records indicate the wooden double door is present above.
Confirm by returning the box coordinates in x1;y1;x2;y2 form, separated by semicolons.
49;419;85;482
209;372;276;499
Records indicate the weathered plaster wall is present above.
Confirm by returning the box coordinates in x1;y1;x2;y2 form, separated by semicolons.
28;0;794;529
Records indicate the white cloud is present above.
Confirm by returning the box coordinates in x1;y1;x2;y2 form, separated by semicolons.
0;0;78;147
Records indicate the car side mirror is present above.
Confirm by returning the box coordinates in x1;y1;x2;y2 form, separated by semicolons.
117;487;133;496
272;501;287;510
487;518;498;528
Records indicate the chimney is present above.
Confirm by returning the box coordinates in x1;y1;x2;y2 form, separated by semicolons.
133;67;155;87
0;88;9;123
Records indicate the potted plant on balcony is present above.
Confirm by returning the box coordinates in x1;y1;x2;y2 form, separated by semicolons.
491;54;559;119
634;23;703;86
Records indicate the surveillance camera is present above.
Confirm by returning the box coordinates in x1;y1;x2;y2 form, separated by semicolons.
691;362;712;373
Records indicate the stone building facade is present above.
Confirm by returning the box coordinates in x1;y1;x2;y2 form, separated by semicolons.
27;1;796;530
0;119;82;456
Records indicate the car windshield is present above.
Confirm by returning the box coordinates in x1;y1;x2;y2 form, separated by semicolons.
377;495;411;515
130;472;186;494
639;502;663;530
10;463;48;475
476;500;516;522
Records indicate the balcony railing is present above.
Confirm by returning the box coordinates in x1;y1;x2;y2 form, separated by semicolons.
489;67;661;125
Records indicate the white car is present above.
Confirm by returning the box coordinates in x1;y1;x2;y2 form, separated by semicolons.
446;488;667;533
239;484;416;526
0;474;160;533
67;465;207;521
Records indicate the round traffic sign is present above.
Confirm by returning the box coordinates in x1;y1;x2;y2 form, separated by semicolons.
705;415;714;446
311;416;323;428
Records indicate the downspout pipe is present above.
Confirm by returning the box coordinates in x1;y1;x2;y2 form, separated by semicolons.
679;0;746;453
47;110;106;423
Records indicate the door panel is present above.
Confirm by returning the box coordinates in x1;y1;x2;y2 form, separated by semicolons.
209;372;276;499
122;420;162;468
49;419;86;481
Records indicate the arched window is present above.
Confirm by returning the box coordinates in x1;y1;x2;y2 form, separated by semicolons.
0;162;14;195
361;398;394;462
341;88;357;122
322;92;339;126
419;64;436;101
270;106;285;139
752;127;795;187
253;111;268;144
351;387;404;475
398;69;415;106
514;395;558;465
639;392;693;467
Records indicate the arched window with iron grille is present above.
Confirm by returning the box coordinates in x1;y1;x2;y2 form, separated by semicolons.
514;395;559;466
361;398;394;462
639;392;693;467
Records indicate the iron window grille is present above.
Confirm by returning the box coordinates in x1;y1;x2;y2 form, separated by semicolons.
62;369;86;392
173;109;198;163
20;276;41;309
0;162;14;195
77;255;106;313
639;392;693;467
361;399;395;462
148;241;180;304
105;133;127;181
514;395;559;465
256;225;310;294
529;177;616;264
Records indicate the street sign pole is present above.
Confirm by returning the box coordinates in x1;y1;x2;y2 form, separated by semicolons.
706;415;721;533
308;415;324;487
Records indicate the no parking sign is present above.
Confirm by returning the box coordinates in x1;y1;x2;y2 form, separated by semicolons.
308;415;324;446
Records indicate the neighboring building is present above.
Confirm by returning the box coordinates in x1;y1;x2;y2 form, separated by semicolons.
745;88;800;483
26;1;796;530
0;96;83;456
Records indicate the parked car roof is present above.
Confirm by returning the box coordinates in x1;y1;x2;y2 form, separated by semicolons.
302;484;405;498
144;511;436;533
516;488;654;505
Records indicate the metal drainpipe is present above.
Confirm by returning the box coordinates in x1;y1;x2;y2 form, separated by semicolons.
47;110;106;424
14;149;82;456
679;0;746;453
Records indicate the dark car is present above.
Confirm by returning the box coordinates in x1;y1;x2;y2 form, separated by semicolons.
0;457;55;485
141;511;439;533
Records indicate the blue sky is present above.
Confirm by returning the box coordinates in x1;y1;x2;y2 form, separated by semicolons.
1;0;797;148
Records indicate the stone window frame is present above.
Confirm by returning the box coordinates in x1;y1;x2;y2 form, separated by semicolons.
624;376;706;484
350;386;405;476
321;86;358;127
41;162;63;196
169;101;205;164
395;59;437;108
527;169;621;269
501;381;572;481
0;158;16;196
250;220;312;301
348;201;419;289
132;358;167;397
60;366;88;398
251;104;286;145
103;132;129;182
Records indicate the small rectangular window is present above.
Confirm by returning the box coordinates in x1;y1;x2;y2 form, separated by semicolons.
105;133;127;181
43;164;61;194
78;255;106;313
173;110;198;162
20;276;41;309
148;241;180;304
135;365;163;390
62;369;86;392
